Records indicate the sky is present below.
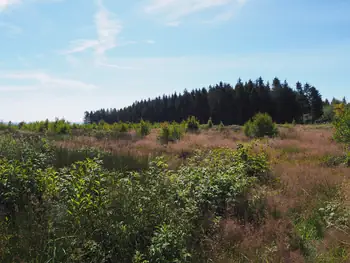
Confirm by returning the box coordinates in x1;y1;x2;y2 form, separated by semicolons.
0;0;349;122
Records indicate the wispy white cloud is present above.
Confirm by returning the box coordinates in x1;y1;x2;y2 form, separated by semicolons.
0;71;98;91
62;0;124;69
96;60;137;70
202;0;246;24
0;0;63;12
0;0;21;11
144;0;247;24
145;39;155;44
62;39;99;55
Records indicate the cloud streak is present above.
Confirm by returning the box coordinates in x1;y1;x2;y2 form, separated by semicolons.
144;0;247;23
0;71;98;91
62;0;124;69
0;0;63;12
0;0;21;11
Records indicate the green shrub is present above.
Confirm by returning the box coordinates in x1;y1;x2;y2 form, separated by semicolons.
120;123;128;133
244;113;278;138
170;123;183;141
159;123;170;144
0;136;269;263
333;104;350;145
159;123;183;144
207;118;213;129
185;116;199;132
48;119;71;135
218;121;224;132
138;120;151;137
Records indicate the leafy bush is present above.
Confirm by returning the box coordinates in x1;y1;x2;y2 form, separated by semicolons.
138;120;151;137
333;104;350;145
0;133;54;169
0;136;269;263
185;116;200;132
207;118;213;129
120;123;129;133
159;123;183;144
48;119;71;134
170;123;183;141
244;113;278;138
218;121;225;132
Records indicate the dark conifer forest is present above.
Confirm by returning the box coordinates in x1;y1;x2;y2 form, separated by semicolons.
84;77;324;125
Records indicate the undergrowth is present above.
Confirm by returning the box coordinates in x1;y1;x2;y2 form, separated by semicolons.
0;134;269;263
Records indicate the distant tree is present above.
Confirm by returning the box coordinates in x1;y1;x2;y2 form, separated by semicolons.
84;77;327;126
308;86;323;122
295;82;309;122
332;98;342;105
83;111;91;124
342;97;347;105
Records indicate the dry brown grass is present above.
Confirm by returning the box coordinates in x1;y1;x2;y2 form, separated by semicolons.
55;128;248;160
211;217;305;263
207;125;349;262
55;125;350;262
263;126;344;165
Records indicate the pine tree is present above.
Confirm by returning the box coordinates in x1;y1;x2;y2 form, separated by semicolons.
84;77;325;126
308;86;323;122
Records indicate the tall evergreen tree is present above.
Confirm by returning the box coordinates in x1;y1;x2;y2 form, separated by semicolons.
308;86;323;122
85;77;324;125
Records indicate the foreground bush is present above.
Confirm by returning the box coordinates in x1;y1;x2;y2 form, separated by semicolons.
244;113;278;138
0;139;269;263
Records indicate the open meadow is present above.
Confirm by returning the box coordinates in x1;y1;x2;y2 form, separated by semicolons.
0;115;349;263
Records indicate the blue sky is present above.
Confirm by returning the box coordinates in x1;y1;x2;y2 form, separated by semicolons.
0;0;349;122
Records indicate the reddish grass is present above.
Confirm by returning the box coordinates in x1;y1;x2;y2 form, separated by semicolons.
263;126;344;165
55;125;350;262
55;129;248;159
212;217;305;263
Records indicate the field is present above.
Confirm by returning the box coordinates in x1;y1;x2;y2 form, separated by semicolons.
0;120;349;262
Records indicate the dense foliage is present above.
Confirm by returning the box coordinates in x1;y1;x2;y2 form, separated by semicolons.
158;122;184;144
185;116;200;132
0;133;269;263
333;104;350;146
84;77;323;125
244;113;278;138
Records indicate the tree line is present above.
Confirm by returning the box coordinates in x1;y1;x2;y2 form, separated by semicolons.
84;77;324;125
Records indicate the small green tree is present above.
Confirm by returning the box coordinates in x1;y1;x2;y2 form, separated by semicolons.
333;104;350;145
207;118;213;129
120;123;128;133
218;121;224;132
244;113;278;138
185;116;199;132
159;123;183;144
159;123;170;144
170;123;183;141
138;120;151;137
